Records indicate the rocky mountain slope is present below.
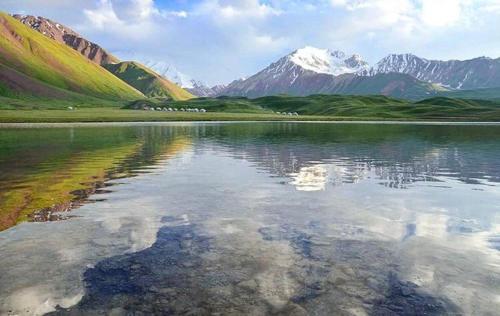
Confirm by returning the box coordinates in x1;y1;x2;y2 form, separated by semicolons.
12;14;119;65
219;47;444;99
367;54;500;90
0;13;143;100
104;62;194;100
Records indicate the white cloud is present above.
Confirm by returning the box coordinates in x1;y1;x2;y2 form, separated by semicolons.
420;0;462;27
111;0;158;22
83;0;121;29
168;11;188;18
329;0;469;30
197;0;282;19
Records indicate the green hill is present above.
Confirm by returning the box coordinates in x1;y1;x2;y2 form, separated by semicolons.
0;12;143;101
104;62;194;101
438;87;500;101
341;73;447;100
163;94;500;120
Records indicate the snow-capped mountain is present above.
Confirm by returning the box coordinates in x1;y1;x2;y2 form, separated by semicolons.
142;61;194;88
288;46;370;75
368;54;500;90
218;46;441;99
142;61;221;97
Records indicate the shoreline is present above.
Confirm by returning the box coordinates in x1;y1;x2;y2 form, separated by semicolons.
1;108;500;125
2;120;500;128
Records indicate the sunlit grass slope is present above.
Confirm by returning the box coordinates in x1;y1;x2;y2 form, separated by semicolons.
104;62;194;101
0;12;143;100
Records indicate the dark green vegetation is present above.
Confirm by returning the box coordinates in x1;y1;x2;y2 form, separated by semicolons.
104;62;194;100
164;95;500;121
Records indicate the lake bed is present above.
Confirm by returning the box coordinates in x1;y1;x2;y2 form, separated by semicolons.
0;122;499;315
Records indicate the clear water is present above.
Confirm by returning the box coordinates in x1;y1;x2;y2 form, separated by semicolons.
0;122;499;315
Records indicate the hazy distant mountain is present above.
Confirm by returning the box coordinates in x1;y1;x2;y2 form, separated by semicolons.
142;61;222;97
219;47;444;99
12;14;119;65
368;54;500;90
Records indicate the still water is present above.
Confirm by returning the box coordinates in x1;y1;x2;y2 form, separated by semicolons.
0;122;499;315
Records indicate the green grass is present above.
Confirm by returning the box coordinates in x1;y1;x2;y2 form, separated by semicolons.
0;108;327;123
104;62;194;100
0;12;143;100
2;95;500;122
439;87;500;101
0;95;123;110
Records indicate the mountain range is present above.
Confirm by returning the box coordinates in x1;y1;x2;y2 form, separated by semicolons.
2;11;500;105
214;46;500;100
367;54;500;90
216;47;444;99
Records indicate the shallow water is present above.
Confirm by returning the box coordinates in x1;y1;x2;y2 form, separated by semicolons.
0;122;499;315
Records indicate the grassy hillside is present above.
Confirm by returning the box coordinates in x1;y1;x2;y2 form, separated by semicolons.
343;73;447;100
164;95;407;116
104;62;194;101
438;87;500;101
0;63;126;109
163;94;500;120
0;12;143;100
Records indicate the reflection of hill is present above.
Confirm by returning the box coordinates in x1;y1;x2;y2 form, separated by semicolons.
0;127;192;231
0;143;140;230
196;123;500;189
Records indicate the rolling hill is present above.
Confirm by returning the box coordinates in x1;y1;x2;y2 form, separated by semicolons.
104;62;194;100
437;87;500;101
162;95;500;120
0;12;143;101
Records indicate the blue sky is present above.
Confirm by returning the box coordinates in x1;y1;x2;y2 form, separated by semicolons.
1;0;500;85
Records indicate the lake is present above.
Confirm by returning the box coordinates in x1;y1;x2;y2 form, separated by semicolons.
0;122;499;315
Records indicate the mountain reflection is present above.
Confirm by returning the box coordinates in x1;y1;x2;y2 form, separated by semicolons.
195;123;500;189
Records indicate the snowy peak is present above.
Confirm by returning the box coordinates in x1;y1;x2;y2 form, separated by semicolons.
143;61;194;88
139;60;222;97
288;46;369;76
371;53;427;74
369;53;500;90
